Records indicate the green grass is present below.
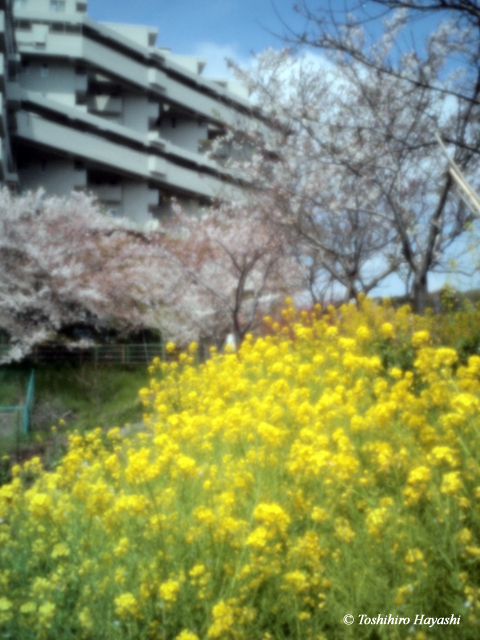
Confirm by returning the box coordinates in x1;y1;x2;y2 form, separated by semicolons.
0;367;28;406
0;363;152;466
33;363;152;431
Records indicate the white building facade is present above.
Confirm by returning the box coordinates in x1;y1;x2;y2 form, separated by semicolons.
0;0;253;223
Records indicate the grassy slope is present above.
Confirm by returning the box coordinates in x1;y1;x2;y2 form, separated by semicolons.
0;364;151;462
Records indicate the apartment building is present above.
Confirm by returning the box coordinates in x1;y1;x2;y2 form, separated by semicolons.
0;0;253;224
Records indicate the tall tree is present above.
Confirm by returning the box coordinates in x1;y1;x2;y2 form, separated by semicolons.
216;50;402;305
161;199;302;349
291;0;480;139
219;5;480;311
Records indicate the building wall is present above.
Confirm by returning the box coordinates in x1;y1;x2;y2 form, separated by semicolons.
14;0;86;15
122;181;159;226
0;0;19;184
18;156;86;193
123;93;159;135
2;0;254;224
101;22;157;48
158;114;209;154
19;59;78;106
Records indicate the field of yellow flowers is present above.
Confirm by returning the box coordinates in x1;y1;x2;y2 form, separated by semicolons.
1;297;480;639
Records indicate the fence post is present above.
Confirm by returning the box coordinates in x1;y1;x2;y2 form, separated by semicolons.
23;406;29;437
16;409;21;461
23;370;35;435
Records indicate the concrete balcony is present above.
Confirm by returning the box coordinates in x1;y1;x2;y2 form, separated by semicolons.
147;130;166;149
13;31;249;127
148;155;166;177
148;67;166;92
15;104;236;199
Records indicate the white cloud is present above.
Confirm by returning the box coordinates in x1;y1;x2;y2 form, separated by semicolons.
189;41;251;80
187;41;336;88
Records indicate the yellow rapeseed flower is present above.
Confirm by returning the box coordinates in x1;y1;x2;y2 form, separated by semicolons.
159;579;181;603
114;592;139;618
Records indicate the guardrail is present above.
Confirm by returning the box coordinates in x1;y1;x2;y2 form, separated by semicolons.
0;344;165;366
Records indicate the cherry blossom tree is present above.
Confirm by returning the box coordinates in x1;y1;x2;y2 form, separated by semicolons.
291;1;480;111
217;8;480;311
161;199;302;349
0;188;301;362
0;189;179;362
209;51;400;305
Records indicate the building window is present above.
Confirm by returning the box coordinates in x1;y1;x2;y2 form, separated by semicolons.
40;63;49;78
15;20;31;31
50;0;66;11
20;60;30;75
8;61;18;81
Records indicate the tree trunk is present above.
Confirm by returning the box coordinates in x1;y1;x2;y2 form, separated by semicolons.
411;272;429;315
346;281;358;303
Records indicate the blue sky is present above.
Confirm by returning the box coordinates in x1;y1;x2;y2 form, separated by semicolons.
87;0;307;78
86;1;435;80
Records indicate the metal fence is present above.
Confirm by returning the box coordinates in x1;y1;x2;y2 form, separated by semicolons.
0;370;35;438
0;344;165;366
